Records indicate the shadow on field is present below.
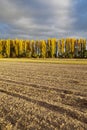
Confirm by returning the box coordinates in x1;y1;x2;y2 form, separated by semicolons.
0;88;87;124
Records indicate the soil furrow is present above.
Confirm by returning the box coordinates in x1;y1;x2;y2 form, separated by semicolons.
0;78;87;98
0;88;87;124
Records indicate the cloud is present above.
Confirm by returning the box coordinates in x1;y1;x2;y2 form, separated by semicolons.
72;0;87;30
0;0;87;39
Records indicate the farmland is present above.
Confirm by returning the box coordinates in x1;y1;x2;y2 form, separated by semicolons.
0;60;87;130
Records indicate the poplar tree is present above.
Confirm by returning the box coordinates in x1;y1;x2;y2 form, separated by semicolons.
19;40;23;57
6;39;10;57
41;40;46;58
0;40;3;57
61;39;65;54
15;39;19;57
71;38;75;53
50;38;56;58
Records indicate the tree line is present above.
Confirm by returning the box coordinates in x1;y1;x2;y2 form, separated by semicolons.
0;38;87;58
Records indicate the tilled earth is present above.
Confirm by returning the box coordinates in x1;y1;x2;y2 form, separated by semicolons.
0;61;87;130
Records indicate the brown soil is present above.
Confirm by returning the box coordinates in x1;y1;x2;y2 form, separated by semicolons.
0;61;87;130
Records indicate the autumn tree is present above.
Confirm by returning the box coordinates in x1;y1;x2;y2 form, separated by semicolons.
40;40;46;58
18;40;23;57
58;40;62;56
5;39;10;57
46;39;51;57
50;38;56;58
61;39;65;54
71;38;75;55
0;40;3;57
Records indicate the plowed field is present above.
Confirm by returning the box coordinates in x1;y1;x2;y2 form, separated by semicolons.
0;61;87;130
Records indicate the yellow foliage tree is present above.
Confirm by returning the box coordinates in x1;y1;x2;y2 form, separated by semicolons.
50;38;56;57
41;40;46;58
71;38;75;53
61;39;65;54
58;40;61;55
19;40;23;57
6;39;10;57
15;39;19;57
0;40;3;57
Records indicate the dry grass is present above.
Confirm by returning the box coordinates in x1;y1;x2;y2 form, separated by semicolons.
0;58;87;65
0;61;87;130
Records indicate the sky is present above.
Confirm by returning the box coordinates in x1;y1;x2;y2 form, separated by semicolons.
0;0;87;39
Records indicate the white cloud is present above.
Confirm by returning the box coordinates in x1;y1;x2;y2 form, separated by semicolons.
0;0;86;39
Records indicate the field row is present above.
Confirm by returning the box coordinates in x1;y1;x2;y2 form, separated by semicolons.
0;62;87;129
